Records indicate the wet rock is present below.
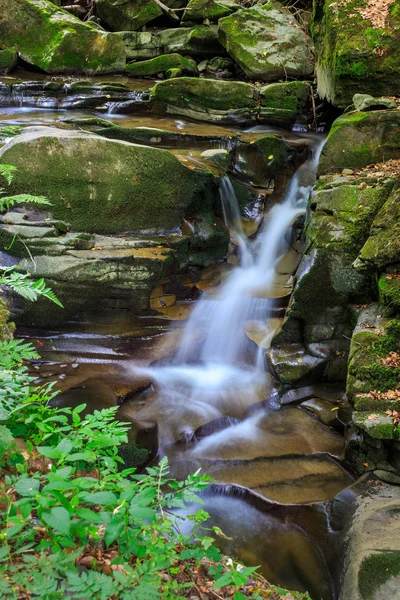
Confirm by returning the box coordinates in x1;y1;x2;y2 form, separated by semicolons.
122;25;223;61
200;149;230;172
353;412;397;440
267;344;327;384
300;397;343;428
353;93;397;112
150;77;311;127
318;111;400;174
0;127;220;234
313;0;400;107
0;48;17;73
339;481;400;600
182;0;238;23
126;53;198;77
233;134;296;187
219;4;314;82
378;271;400;314
0;0;126;74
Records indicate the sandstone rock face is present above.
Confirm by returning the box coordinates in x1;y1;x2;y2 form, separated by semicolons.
0;0;126;74
150;77;310;127
218;3;314;81
122;26;223;60
0;127;219;234
312;0;400;107
318;111;400;174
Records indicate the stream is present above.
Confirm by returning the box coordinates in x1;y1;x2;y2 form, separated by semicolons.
2;74;357;600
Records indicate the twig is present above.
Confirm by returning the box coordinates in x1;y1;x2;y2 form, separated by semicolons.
310;85;317;131
189;574;206;600
153;0;180;21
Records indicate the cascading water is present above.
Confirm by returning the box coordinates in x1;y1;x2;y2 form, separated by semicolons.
132;136;325;445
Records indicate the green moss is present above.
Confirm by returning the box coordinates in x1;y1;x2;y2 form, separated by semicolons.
312;0;400;106
379;274;400;313
97;0;161;32
150;77;257;112
126;54;197;77
182;0;236;22
117;441;149;469
359;551;400;600
0;126;24;140
0;48;17;71
0;0;126;74
0;129;219;234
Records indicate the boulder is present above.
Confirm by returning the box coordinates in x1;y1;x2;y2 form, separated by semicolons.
182;0;238;23
96;0;183;32
232;134;296;187
0;127;219;234
353;93;397;112
122;25;223;60
318;111;400;174
126;53;197;77
218;3;314;82
355;187;400;271
312;0;400;107
268;344;327;384
0;0;126;74
150;77;310;126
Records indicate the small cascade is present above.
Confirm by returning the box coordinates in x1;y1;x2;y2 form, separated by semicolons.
132;137;325;446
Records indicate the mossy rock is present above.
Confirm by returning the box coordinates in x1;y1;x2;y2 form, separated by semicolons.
150;77;310;126
0;127;219;234
347;313;400;399
182;0;238;23
318;111;400;174
353;93;398;112
122;25;223;61
259;81;311;127
355;187;400;272
126;54;197;77
96;0;183;32
379;273;400;313
312;0;400;107
353;411;398;440
219;3;314;81
0;0;126;74
0;48;17;72
233;134;296;187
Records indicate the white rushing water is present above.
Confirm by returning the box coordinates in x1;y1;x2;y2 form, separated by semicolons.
131;137;325;444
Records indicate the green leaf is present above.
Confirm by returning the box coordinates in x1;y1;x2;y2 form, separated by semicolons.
213;572;235;589
15;477;40;497
37;446;62;459
41;506;71;535
0;425;13;454
56;439;73;455
85;492;117;506
66;451;96;462
104;518;125;547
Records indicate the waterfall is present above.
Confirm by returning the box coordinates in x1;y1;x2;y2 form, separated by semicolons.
131;137;325;444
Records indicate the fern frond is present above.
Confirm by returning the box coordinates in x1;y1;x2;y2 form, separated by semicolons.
0;340;40;367
0;194;51;212
0;268;63;307
0;164;17;185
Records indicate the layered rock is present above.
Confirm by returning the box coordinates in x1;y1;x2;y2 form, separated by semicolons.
150;77;311;126
0;0;126;74
122;25;223;60
318;111;400;174
0;127;219;234
126;53;198;77
218;3;314;81
182;0;238;23
312;0;400;107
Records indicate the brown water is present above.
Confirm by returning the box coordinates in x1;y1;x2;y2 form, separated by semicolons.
6;89;355;599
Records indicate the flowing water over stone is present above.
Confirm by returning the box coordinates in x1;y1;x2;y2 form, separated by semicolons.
6;90;354;598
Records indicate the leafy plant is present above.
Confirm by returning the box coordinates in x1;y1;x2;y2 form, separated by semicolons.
0;163;17;185
0;194;51;212
0;267;63;307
